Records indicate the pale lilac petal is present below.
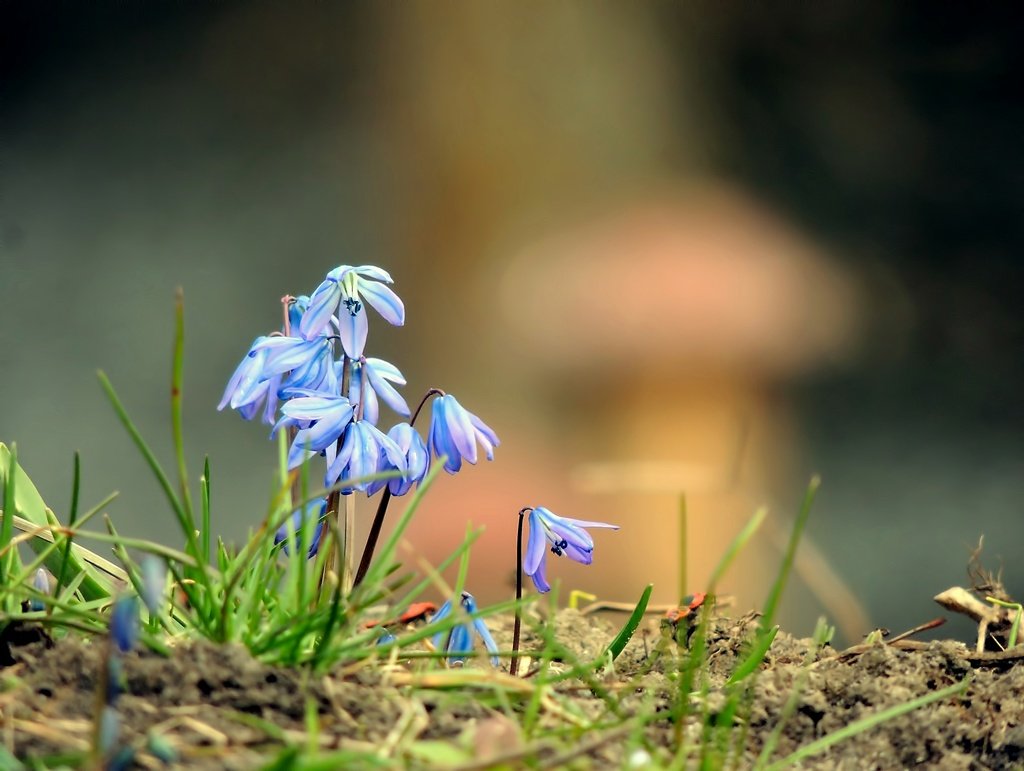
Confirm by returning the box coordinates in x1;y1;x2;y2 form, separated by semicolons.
325;265;355;282
326;425;357;485
563;543;593;565
287;432;318;469
529;558;551;593
443;396;478;465
524;510;548;575
300;280;340;340
338;306;369;359
354;265;394;283
364;357;406;384
565;518;620;531
376;428;408;472
470;415;498;461
364;362;410;417
281;395;351;421
359;280;405;326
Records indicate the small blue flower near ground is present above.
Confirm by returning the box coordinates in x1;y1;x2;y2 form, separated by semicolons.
428;394;499;474
109;595;139;654
28;568;49;612
431;591;500;667
524;507;619;593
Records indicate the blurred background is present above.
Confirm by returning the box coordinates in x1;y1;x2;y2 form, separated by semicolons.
2;2;1022;643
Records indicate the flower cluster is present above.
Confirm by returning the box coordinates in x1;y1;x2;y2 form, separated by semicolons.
219;265;499;495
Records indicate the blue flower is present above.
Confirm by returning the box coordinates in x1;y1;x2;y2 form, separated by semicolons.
277;392;355;468
287;295;310;333
140;556;165;616
524;507;619;593
218;337;280;425
366;423;429;496
275;499;328;559
428;394;499;474
109;595;139;654
348;357;410;424
430;591;500;667
300;265;405;357
326;420;407;492
28;568;49;612
250;335;334;393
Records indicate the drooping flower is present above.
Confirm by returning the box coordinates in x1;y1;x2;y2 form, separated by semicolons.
276;392;355;469
348;357;410;424
218;337;281;424
300;265;405;357
326;419;407;492
524;507;619;593
28;568;49;612
428;394;499;474
430;591;500;667
250;335;334;393
274;499;328;559
109;595;139;654
139;556;165;616
366;423;429;496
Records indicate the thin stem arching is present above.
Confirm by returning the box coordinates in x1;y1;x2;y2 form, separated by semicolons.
510;506;532;676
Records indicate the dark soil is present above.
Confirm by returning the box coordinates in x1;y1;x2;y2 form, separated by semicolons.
2;612;1022;769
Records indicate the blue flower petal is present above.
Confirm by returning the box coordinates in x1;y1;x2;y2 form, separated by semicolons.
524;510;548;576
359;280;406;326
301;279;341;340
442;396;479;465
337;306;369;359
354;265;394;283
364;357;406;385
364;360;410;417
529;558;551;593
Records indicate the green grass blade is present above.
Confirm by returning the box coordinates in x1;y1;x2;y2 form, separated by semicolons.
604;583;653;662
170;288;195;526
0;443;113;601
1;443;17;611
201;456;211;566
96;372;210;593
761;477;819;630
54;451;82;601
708;506;767;593
726;626;779;686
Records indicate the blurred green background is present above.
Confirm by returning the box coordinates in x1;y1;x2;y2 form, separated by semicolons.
2;3;1022;642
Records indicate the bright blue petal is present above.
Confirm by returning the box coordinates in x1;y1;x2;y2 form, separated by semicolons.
472;617;501;667
445;624;473;664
